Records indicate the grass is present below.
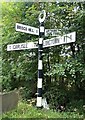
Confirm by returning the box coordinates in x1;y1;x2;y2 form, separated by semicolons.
1;100;85;120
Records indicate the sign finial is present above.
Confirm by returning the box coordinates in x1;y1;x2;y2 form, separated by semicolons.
39;10;46;23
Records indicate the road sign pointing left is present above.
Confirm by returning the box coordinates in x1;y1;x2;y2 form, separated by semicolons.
7;42;38;51
16;23;39;35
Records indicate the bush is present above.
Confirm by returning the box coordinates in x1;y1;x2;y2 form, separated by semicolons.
43;83;69;110
19;79;37;100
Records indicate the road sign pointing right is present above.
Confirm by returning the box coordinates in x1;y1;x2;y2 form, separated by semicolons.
45;29;61;36
43;32;76;48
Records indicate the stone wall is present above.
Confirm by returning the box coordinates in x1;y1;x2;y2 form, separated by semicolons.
0;90;18;114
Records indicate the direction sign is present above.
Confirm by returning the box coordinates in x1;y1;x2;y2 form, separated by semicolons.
7;32;76;51
43;32;76;48
7;42;38;51
16;23;61;37
16;23;39;35
45;29;61;36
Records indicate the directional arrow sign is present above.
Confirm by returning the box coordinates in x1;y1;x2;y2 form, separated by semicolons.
16;23;39;35
43;32;76;48
7;41;38;51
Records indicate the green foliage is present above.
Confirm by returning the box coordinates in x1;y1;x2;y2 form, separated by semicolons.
2;101;84;119
43;82;68;110
67;99;84;113
2;2;38;94
46;58;84;79
46;63;65;77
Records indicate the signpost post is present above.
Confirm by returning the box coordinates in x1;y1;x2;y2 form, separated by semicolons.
7;10;76;108
37;10;46;108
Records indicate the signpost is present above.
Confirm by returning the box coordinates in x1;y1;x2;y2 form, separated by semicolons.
7;10;76;108
37;10;46;108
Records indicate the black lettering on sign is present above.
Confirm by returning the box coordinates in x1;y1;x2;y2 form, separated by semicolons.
17;25;27;31
55;38;59;43
22;26;27;31
13;45;19;49
17;45;20;49
25;43;28;48
36;30;38;33
21;44;25;48
52;39;55;44
31;29;33;32
13;45;16;49
9;46;11;49
46;30;51;35
17;25;21;29
64;36;67;43
21;44;27;48
46;41;50;46
69;35;72;40
28;28;31;32
46;30;49;34
28;28;34;32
